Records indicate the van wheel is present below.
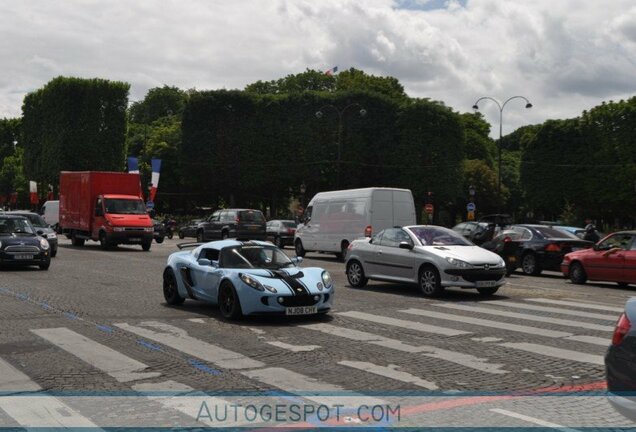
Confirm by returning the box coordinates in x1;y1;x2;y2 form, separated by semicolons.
338;241;349;262
419;265;444;297
141;241;151;251
295;239;306;257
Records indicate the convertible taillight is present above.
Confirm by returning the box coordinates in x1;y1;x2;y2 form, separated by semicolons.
612;313;631;346
545;243;561;252
503;236;512;243
365;225;372;237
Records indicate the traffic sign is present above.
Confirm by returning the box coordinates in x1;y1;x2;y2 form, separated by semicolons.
467;202;476;212
467;211;475;221
146;200;155;210
424;203;434;215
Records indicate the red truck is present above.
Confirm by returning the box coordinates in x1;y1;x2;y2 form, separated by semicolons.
59;171;154;250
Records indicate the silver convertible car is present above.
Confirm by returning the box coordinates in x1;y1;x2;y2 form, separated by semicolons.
345;225;507;297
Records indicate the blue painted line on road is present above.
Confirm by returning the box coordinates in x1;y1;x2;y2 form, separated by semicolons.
64;312;79;320
17;293;28;301
188;358;222;376
137;339;163;352
40;301;51;310
96;324;114;333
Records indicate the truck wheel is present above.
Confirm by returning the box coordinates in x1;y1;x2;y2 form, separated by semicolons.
71;233;85;247
142;241;152;251
99;232;111;250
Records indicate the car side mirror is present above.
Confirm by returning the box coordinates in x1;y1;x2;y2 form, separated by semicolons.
399;241;414;250
197;258;212;266
291;256;303;266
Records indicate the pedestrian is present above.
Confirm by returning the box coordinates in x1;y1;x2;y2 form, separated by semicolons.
583;219;600;243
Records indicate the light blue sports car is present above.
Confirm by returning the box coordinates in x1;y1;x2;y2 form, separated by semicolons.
163;240;334;319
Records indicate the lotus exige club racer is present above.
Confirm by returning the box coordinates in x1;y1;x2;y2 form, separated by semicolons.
163;240;334;319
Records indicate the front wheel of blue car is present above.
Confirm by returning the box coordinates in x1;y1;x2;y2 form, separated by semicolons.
163;268;185;305
219;282;243;320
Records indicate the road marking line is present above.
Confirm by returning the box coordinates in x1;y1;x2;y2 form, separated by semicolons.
490;408;581;431
498;342;604;365
31;327;161;382
114;321;264;370
436;303;614;332
0;357;99;428
266;341;321;352
564;335;610;346
480;300;616;321
400;308;572;338
300;323;507;374
527;298;623;313
132;380;250;427
338;311;470;336
241;367;385;406
338;361;438;390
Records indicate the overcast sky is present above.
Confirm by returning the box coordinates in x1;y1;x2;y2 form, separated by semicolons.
1;0;635;136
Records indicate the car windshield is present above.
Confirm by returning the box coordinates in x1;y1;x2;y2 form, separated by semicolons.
23;213;48;228
0;218;36;235
409;226;472;246
532;226;578;239
221;245;293;269
104;198;147;215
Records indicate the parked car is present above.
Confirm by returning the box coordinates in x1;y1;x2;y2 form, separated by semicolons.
345;225;506;297
7;211;58;257
295;188;416;261
266;220;297;248
481;224;593;276
0;215;52;270
178;219;203;239
163;240;333;319
606;297;636;421
194;209;266;242
40;200;59;231
561;231;635;287
553;225;587;239
152;219;165;244
452;221;496;246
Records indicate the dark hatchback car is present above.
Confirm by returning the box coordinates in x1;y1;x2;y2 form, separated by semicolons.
196;209;266;242
178;219;203;239
606;297;636;421
481;224;593;276
8;211;58;257
266;219;297;248
0;215;52;270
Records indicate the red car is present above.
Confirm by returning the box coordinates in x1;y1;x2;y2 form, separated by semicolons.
561;230;636;287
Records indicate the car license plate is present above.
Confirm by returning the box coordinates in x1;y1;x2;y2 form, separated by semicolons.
285;306;317;315
14;254;33;260
508;256;516;263
129;238;141;242
476;280;497;288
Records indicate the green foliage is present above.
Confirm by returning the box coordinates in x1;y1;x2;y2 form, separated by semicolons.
0;118;20;161
461;159;505;215
129;86;188;124
245;69;336;94
459;113;496;167
336;68;407;100
0;147;26;204
22;76;129;187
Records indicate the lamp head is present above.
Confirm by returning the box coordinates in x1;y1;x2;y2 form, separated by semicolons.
525;103;533;109
472;104;479;110
359;108;367;117
315;111;323;119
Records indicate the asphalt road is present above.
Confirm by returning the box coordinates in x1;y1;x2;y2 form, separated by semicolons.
1;237;635;428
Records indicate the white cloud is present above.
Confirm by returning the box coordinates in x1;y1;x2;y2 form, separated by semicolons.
0;0;635;137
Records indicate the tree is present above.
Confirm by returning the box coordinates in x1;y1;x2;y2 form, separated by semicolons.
245;69;336;94
0;118;20;161
0;147;27;207
459;113;495;167
336;68;407;101
461;159;504;216
129;86;188;124
22;76;130;187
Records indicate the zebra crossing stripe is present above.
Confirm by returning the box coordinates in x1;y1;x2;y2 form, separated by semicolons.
114;321;264;370
527;298;624;313
498;342;604;365
490;408;582;431
338;361;438;390
435;303;614;332
480;300;617;321
31;327;161;382
337;311;470;336
0;357;99;428
400;308;572;338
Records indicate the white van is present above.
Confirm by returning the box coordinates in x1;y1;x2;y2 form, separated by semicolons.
294;188;416;259
41;200;59;230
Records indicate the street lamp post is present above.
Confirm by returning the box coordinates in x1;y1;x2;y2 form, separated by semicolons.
472;96;532;197
315;103;367;188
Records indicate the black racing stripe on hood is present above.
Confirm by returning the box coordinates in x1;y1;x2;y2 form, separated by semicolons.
270;270;309;296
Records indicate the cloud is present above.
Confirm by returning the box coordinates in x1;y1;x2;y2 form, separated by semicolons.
0;0;635;137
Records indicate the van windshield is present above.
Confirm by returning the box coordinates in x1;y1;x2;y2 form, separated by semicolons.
104;199;147;215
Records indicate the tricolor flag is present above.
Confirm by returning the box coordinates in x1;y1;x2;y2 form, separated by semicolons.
47;184;54;201
325;66;338;76
127;157;139;174
29;181;38;205
149;158;162;202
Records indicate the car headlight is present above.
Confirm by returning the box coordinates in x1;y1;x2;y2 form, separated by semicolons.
321;271;333;289
497;257;506;267
40;238;50;250
47;232;57;239
240;273;265;291
445;257;473;269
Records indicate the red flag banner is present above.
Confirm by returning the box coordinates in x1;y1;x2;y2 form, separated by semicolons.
29;181;38;205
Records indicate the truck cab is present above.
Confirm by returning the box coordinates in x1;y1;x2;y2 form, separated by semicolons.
94;194;153;250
